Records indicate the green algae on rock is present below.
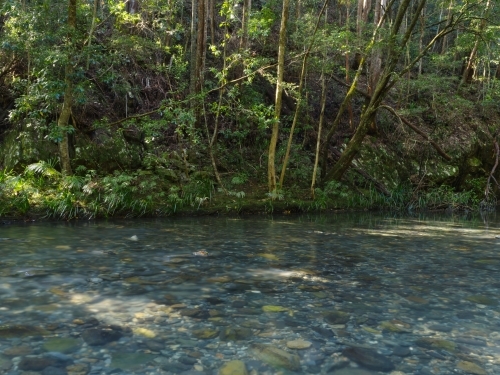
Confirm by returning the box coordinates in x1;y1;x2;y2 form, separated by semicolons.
457;361;488;375
218;360;249;375
219;327;253;341
262;305;289;313
0;325;50;338
42;337;81;354
249;343;301;371
415;338;456;352
465;295;498;306
192;328;219;339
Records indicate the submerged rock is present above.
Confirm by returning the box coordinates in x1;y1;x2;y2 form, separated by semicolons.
415;337;456;352
249;343;301;371
220;327;253;341
192;328;219;339
180;308;209;319
262;305;289;313
0;324;49;338
42;337;81;354
18;357;56;372
324;311;350;325
343;347;394;372
0;355;12;372
457;361;487;375
286;339;312;349
405;295;429;304
18;354;72;371
465;295;498;306
218;360;248;375
132;327;157;338
379;321;410;333
66;363;89;375
3;346;32;356
311;326;335;338
81;326;124;346
110;352;155;370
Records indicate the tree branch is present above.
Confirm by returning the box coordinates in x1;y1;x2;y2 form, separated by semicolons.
379;105;452;161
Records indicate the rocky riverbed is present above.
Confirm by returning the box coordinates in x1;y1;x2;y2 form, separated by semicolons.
0;215;500;375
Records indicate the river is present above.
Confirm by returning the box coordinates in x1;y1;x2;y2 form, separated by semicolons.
0;213;499;375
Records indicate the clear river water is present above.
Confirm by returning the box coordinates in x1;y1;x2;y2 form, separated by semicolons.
1;212;500;375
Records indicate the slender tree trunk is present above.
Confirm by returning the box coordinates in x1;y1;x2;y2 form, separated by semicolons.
354;0;372;68
240;0;251;51
345;3;354;130
440;0;453;54
209;0;215;44
86;0;98;70
311;71;327;198
461;0;491;85
418;7;425;76
189;0;198;96
279;0;328;187
189;0;206;126
323;0;430;183
268;0;289;193
195;0;206;94
357;0;372;34
207;14;232;192
369;0;386;95
58;0;77;175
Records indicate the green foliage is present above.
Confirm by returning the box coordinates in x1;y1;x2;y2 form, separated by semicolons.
248;6;277;39
266;189;284;201
231;173;248;185
1;0;499;219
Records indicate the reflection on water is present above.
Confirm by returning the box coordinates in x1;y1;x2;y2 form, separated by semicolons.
0;212;500;375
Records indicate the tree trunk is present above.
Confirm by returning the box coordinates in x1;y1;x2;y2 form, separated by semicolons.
345;2;354;130
323;0;431;183
195;0;206;94
354;0;372;69
367;0;386;132
357;0;372;35
209;0;215;44
268;0;289;193
311;71;327;198
125;0;138;14
279;0;328;187
189;0;198;97
58;0;76;175
461;0;491;85
440;0;453;54
189;0;206;126
240;0;251;51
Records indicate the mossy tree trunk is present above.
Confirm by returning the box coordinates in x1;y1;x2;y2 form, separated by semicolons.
323;0;454;183
279;0;328;188
58;0;76;175
268;0;289;193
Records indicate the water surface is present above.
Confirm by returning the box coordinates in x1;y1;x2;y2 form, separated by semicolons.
1;213;500;374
